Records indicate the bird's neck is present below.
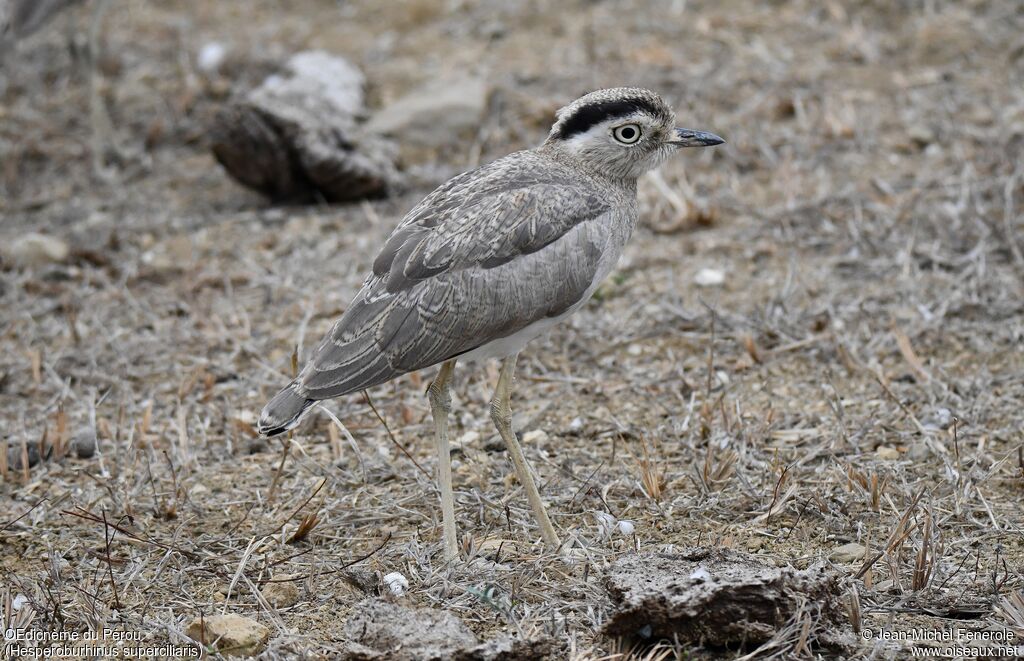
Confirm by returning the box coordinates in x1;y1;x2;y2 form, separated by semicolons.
537;143;639;192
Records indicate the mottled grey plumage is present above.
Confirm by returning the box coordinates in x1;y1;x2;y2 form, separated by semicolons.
257;87;722;557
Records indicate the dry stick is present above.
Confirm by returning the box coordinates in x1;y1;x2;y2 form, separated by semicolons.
869;367;928;435
855;488;925;580
765;465;790;524
62;508;201;561
0;498;46;532
363;391;431;480
265;435;292;507
261;478;326;539
101;511;123;610
317;404;366;483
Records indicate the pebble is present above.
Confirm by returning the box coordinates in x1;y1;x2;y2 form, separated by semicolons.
2;233;69;267
6;442;40;469
197;42;228;74
382;572;409;596
694;267;726;287
875;446;900;461
71;429;97;459
261;576;300;608
521;430;549;446
830;542;867;563
456;431;480;446
185;614;269;657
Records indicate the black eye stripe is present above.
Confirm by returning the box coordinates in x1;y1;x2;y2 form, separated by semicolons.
552;98;668;140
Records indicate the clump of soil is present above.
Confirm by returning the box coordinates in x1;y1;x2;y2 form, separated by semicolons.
604;548;850;651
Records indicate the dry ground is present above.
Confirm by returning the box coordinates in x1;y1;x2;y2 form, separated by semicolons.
2;0;1023;658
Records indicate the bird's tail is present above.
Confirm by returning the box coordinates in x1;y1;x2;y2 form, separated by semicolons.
258;381;315;436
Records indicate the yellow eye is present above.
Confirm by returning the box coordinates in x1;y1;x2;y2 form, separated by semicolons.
612;124;642;144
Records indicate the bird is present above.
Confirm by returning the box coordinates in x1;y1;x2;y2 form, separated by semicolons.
258;87;723;560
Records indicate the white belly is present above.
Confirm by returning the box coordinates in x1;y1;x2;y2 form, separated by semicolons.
457;301;583;363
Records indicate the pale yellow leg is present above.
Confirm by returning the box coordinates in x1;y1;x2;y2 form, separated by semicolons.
490;354;561;550
427;360;458;561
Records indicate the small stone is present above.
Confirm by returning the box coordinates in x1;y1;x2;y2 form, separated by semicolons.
186;614;270;657
694;267;725;287
908;124;935;147
875;446;900;460
617;520;635;536
261;576;300;608
595;511;617;539
246;438;269;454
830;542;867;563
6;442;40;469
456;431;480;446
923;407;953;430
71;429;97;459
906;443;930;462
567;417;584;434
2;233;70;267
382;572;409;596
521;430;549;446
197;42;228;74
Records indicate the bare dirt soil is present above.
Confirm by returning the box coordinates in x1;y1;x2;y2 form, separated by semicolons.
2;1;1023;659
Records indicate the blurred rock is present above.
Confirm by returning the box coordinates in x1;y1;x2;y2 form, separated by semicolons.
2;233;70;267
367;77;489;151
603;548;849;650
830;542;866;563
71;429;96;459
382;571;408;596
197;42;228;75
186;613;269;657
211;50;400;203
261;576;300;608
875;446;900;461
694;267;725;287
521;429;548;446
6;441;40;469
340;598;553;660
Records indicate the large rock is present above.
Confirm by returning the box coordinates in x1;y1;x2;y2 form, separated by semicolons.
185;613;270;657
603;548;850;650
341;598;553;660
210;51;399;203
366;77;489;150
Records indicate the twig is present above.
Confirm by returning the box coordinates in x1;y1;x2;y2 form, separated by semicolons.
363;391;431;480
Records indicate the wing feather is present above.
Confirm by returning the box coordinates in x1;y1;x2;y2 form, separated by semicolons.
297;153;613;399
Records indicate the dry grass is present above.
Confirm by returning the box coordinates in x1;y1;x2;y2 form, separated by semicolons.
1;0;1023;659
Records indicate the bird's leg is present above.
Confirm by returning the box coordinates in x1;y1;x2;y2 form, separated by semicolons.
427;359;458;561
490;354;561;550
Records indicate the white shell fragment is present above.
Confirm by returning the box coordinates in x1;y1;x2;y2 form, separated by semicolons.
383;572;409;596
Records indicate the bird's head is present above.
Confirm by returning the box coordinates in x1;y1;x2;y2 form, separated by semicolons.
544;87;723;180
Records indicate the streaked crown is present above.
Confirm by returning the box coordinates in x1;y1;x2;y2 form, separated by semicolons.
548;87;674;142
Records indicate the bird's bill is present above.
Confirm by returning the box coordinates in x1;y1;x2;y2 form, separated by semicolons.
670;128;725;147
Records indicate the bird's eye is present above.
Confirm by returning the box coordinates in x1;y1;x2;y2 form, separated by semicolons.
612;124;642;144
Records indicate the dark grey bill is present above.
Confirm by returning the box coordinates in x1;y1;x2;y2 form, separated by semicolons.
670;128;725;147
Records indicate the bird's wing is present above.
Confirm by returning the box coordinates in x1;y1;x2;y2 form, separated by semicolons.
296;156;614;399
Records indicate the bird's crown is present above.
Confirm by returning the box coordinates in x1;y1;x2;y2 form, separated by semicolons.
548;87;674;142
